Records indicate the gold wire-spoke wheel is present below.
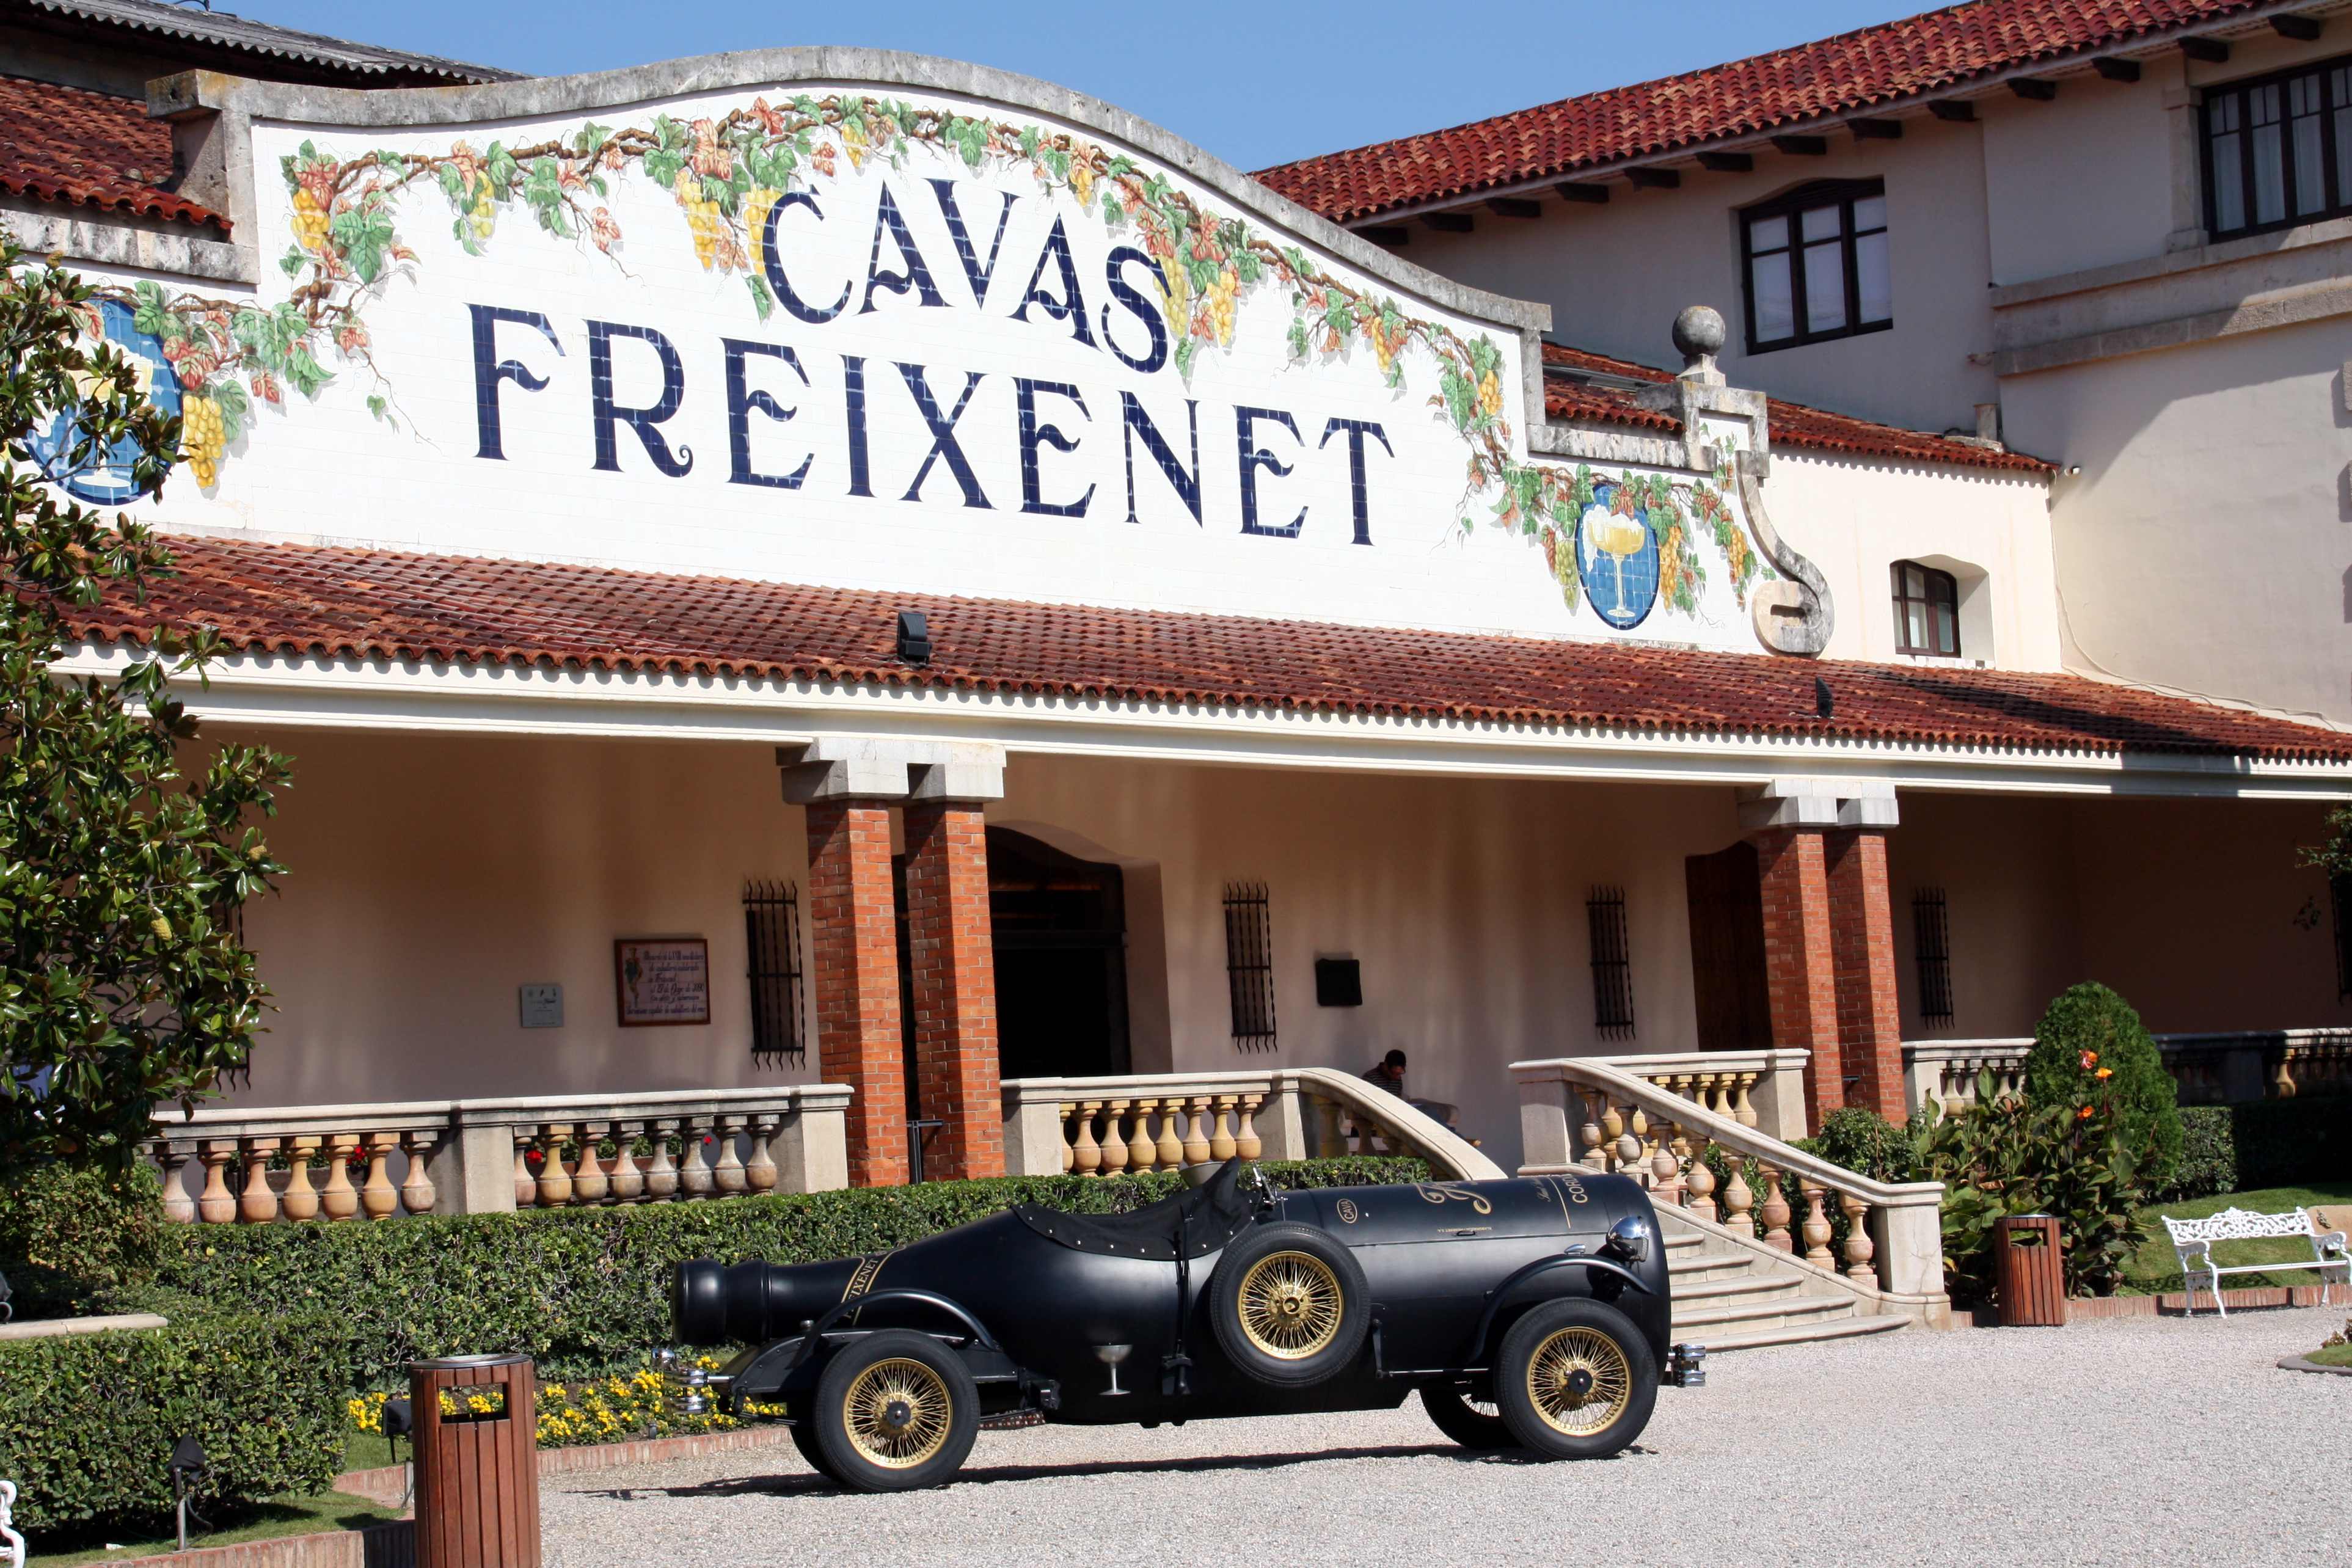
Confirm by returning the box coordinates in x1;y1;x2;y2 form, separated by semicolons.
840;1357;954;1469
1524;1326;1633;1437
1236;1250;1344;1359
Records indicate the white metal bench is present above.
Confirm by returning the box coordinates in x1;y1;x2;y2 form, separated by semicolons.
2163;1206;2350;1318
1;1478;23;1568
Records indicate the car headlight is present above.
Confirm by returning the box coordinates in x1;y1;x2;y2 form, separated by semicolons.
1605;1216;1650;1264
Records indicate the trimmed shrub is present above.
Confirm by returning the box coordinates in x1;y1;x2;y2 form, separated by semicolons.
0;1313;349;1538
0;1159;163;1318
2023;983;2182;1194
1799;1107;1918;1183
136;1158;1425;1390
2155;1095;2351;1197
2164;1107;2238;1201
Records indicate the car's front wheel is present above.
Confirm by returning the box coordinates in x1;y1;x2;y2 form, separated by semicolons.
1420;1384;1514;1449
809;1331;979;1492
1493;1299;1657;1459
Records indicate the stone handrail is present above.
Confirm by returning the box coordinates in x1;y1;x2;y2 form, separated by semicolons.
1513;1054;1946;1307
1593;1049;1813;1143
1905;1028;2352;1113
1001;1067;1505;1183
150;1084;852;1222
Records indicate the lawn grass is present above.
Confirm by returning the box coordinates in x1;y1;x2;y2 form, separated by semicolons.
27;1491;399;1567
343;1428;399;1474
2120;1184;2352;1295
2307;1341;2352;1367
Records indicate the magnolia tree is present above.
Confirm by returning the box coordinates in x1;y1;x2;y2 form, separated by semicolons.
0;240;288;1175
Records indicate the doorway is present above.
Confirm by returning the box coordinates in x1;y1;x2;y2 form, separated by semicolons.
987;827;1130;1080
1684;841;1772;1052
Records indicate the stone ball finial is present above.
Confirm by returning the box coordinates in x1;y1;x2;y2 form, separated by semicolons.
1672;304;1728;365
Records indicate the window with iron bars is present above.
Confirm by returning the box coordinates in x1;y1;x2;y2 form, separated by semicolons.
1223;882;1277;1051
1587;887;1634;1037
742;880;805;1065
2332;875;2352;1003
1912;888;1954;1026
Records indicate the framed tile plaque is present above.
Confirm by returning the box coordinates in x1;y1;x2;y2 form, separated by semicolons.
613;938;710;1027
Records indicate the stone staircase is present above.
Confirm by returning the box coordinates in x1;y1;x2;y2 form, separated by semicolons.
1660;1209;1913;1353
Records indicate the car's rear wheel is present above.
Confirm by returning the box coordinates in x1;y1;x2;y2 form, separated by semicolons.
1494;1299;1657;1460
1420;1384;1514;1449
809;1331;979;1492
1207;1222;1371;1387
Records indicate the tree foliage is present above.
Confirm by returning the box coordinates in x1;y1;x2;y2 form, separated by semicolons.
0;239;288;1175
2021;981;2182;1192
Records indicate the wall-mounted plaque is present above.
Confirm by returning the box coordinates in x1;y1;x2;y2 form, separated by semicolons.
518;983;564;1029
614;938;710;1027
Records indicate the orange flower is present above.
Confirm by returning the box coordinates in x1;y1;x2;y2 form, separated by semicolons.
2079;1050;2098;1070
2077;1105;2095;1120
2095;1067;2113;1080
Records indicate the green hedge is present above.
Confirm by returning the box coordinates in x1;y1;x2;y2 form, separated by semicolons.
0;1314;349;1538
2160;1098;2350;1200
133;1158;1425;1390
0;1161;164;1319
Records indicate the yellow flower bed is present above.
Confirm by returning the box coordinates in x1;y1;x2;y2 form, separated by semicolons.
346;1357;778;1451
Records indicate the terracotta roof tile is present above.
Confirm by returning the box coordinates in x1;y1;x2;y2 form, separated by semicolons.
61;533;2352;764
1257;0;2264;222
0;75;225;232
1543;341;2055;473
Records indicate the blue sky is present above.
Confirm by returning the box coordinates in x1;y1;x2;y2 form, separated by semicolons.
228;1;1932;170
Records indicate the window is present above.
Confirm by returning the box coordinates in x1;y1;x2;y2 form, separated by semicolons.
1740;180;1892;352
742;880;804;1065
1222;881;1277;1051
1912;889;1954;1026
2332;874;2352;1002
2204;57;2352;240
1891;560;1962;657
1587;888;1634;1037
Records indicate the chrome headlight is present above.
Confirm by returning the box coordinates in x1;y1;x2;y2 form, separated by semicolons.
1606;1216;1651;1264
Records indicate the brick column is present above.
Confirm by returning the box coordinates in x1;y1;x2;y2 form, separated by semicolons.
1751;826;1843;1131
900;800;1005;1181
805;799;908;1187
1826;828;1906;1121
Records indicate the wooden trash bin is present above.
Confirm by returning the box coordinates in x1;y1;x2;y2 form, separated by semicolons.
411;1352;540;1568
1995;1214;2067;1327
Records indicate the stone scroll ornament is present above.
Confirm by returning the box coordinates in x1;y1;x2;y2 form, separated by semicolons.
79;91;1773;629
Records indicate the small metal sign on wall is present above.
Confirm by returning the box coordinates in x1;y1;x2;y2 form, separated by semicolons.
614;938;710;1027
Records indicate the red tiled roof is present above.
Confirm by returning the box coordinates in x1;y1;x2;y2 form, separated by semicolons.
1257;0;2263;222
60;533;2352;764
1543;343;2056;473
0;75;227;233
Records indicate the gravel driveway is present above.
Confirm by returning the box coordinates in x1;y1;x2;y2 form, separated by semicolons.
542;1307;2346;1566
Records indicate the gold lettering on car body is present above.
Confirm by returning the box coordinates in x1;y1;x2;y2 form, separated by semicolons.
1414;1181;1494;1216
1335;1198;1360;1223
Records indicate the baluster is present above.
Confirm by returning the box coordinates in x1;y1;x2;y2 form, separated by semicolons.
401;1131;440;1216
1156;1100;1188;1169
572;1121;613;1206
611;1120;650;1203
238;1137;282;1224
1236;1093;1263;1161
1756;1161;1792;1252
1598;1103;1624;1172
2274;1054;2298;1099
1072;1101;1103;1176
155;1140;197;1223
1311;1095;1345;1161
1182;1098;1213;1165
1682;1139;1717;1222
359;1132;401;1220
197;1140;238;1224
1127;1099;1160;1173
321;1133;362;1221
645;1120;681;1201
1941;1063;1967;1118
743;1115;779;1195
679;1118;717;1198
1799;1178;1832;1268
712;1115;749;1195
1651;1117;1682;1200
1732;1073;1759;1129
1841;1192;1875;1282
279;1137;321;1222
1719;1154;1753;1236
513;1128;538;1208
1619;1106;1647;1183
1098;1101;1131;1176
1576;1095;1604;1169
535;1125;575;1208
1691;1073;1719;1121
1211;1095;1240;1161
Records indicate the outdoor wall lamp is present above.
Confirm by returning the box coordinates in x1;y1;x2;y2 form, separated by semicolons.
379;1396;414;1509
896;609;932;664
167;1434;206;1552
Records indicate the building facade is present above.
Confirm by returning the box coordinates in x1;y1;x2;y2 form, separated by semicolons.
7;1;2352;1188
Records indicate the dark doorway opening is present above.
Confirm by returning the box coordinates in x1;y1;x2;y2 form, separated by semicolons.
988;828;1130;1081
1684;841;1772;1052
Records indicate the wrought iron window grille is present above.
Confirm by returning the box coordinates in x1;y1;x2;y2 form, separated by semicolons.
742;879;806;1066
1588;887;1635;1037
2331;874;2352;1003
1222;882;1277;1052
1913;888;1954;1026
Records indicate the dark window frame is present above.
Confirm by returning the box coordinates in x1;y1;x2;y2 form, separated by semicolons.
2332;873;2352;1003
743;879;805;1066
1891;559;1963;658
1912;888;1954;1026
1222;882;1278;1051
1739;178;1893;354
2201;52;2352;241
1587;887;1635;1037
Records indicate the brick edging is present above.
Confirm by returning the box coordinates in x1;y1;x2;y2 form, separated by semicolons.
1952;1282;2340;1326
334;1423;800;1506
76;1522;415;1568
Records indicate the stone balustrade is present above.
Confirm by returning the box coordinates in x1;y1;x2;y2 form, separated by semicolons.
150;1085;852;1222
1513;1054;1947;1315
1593;1049;1812;1143
1904;1028;2352;1114
1001;1068;1505;1183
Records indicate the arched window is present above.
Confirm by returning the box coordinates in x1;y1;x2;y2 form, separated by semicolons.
1891;560;1961;657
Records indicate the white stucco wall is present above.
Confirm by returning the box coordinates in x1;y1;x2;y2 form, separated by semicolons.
1979;58;2187;286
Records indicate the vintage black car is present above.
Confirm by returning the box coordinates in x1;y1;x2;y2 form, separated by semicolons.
671;1159;1704;1491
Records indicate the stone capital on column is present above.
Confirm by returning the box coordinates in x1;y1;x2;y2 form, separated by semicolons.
778;738;1006;805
